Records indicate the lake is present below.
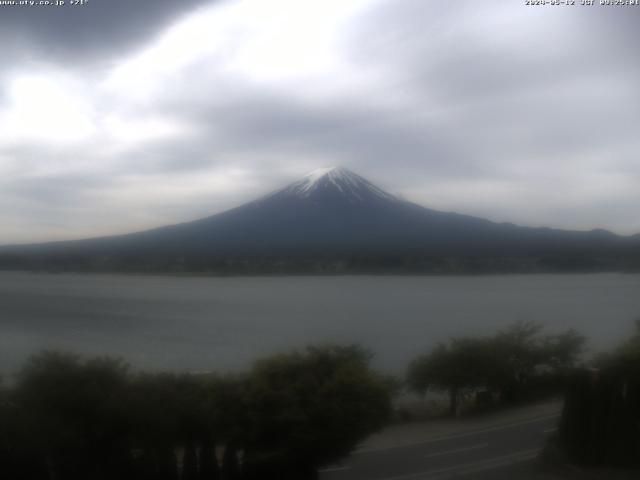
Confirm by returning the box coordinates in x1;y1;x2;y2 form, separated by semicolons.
1;272;639;376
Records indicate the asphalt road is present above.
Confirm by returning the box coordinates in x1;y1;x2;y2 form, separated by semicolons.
319;412;560;480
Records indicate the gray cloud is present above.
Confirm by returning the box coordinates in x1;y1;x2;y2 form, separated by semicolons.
0;0;214;64
1;0;640;244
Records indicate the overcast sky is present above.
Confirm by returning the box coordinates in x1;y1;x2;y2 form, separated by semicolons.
1;0;639;244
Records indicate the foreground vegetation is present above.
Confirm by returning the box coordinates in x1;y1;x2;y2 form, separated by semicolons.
556;321;640;468
2;321;639;478
406;321;640;469
0;345;391;480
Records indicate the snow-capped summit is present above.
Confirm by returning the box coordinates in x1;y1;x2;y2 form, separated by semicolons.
275;166;398;203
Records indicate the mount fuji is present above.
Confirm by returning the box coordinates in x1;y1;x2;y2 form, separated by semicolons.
1;167;638;273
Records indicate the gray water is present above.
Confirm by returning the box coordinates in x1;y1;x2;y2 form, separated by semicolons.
1;272;639;375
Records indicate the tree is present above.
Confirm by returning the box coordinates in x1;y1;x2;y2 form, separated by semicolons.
608;318;640;374
407;338;498;416
492;322;585;401
242;345;392;480
407;322;586;413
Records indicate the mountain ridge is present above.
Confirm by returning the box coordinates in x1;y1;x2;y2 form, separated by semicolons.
1;167;639;273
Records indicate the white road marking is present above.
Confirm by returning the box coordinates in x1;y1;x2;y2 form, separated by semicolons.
319;466;351;473
356;413;559;454
423;443;488;459
376;448;539;480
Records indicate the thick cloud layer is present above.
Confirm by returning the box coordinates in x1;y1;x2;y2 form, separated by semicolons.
1;0;639;244
0;0;213;63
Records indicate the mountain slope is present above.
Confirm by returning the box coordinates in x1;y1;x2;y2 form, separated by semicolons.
1;167;639;272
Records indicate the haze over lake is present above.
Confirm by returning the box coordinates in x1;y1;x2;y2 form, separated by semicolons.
1;272;639;375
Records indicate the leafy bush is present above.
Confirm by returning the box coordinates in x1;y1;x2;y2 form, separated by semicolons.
0;345;392;480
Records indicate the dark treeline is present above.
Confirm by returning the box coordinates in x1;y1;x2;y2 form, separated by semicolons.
0;345;391;480
2;252;639;275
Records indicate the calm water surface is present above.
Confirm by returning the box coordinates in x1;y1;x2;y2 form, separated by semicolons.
1;272;639;375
